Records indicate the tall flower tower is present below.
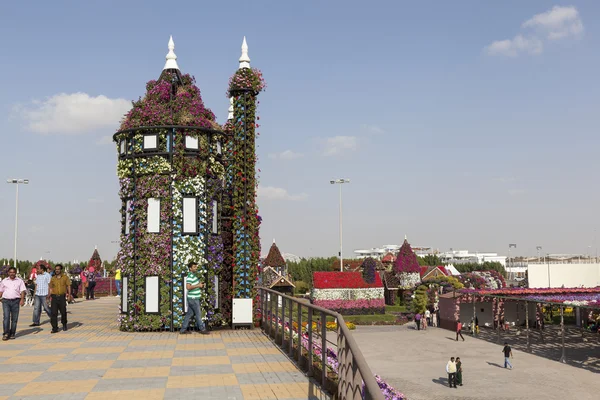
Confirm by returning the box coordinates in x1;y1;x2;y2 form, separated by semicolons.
113;36;249;331
225;37;265;323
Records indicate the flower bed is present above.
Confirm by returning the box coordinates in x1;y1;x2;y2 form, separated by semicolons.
312;272;385;315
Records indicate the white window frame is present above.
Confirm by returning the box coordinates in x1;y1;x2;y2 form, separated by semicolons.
216;140;222;155
147;198;160;233
121;276;129;314
145;276;160;314
143;134;158;151
182;197;198;234
125;200;132;235
212;200;218;234
185;135;199;150
119;140;126;155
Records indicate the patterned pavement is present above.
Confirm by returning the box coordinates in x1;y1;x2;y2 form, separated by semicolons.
0;297;328;400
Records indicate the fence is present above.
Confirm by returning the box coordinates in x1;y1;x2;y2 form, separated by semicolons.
258;287;384;400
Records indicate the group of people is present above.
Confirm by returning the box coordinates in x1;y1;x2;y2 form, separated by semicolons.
0;264;72;339
445;357;464;388
414;307;439;330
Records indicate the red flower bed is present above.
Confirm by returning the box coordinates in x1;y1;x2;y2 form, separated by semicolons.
313;272;383;289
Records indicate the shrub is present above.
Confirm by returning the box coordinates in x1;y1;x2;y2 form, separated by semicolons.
294;281;310;294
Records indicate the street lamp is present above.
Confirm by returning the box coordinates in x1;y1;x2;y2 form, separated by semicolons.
330;178;350;271
536;246;542;263
508;243;516;280
6;178;29;273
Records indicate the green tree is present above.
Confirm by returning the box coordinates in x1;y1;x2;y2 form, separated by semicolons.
418;254;442;266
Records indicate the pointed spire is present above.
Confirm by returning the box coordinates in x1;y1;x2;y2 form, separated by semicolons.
238;36;250;69
273;238;276;244
95;245;98;250
404;234;407;240
227;97;234;120
163;35;179;70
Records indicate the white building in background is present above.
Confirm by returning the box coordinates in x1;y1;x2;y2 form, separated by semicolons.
438;249;507;266
527;261;600;288
353;244;433;259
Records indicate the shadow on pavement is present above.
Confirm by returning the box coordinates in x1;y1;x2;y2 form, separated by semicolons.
486;362;504;369
431;377;449;387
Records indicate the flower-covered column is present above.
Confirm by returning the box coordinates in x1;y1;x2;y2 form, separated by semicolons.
227;38;265;324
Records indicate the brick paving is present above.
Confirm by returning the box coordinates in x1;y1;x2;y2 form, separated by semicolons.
353;324;600;400
0;297;328;400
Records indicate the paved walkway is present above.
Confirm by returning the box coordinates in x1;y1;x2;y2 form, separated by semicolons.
353;324;600;400
0;297;326;400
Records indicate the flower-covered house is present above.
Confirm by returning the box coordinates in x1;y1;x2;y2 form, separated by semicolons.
261;240;294;294
113;37;264;331
311;271;385;315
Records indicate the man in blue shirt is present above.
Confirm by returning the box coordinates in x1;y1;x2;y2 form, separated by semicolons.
30;265;51;327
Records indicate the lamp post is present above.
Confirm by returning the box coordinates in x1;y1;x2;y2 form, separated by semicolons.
547;253;551;288
6;178;29;273
536;246;542;263
508;243;516;280
330;179;350;272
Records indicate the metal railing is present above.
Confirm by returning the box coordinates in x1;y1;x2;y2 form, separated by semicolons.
258;287;384;400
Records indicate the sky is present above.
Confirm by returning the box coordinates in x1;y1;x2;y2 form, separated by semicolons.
1;1;599;263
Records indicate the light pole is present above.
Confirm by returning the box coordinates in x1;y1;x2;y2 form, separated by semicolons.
508;243;516;280
330;178;350;271
547;253;551;288
7;179;29;273
536;246;542;263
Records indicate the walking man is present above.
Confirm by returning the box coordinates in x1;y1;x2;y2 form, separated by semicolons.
0;267;26;340
415;312;421;330
115;267;122;297
180;262;209;335
502;342;513;369
456;320;465;341
446;357;457;388
48;264;72;333
30;265;51;327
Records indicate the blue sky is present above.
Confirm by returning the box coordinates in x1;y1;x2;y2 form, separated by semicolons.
1;1;599;263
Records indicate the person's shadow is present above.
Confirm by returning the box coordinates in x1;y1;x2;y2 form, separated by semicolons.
15;327;42;338
432;377;449;387
486;362;504;368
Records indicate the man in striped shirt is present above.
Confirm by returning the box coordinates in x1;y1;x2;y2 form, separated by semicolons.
180;262;209;335
31;265;51;327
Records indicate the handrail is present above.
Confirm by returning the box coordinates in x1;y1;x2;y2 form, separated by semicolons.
259;287;384;400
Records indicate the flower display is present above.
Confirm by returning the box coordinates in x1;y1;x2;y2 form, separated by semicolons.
312;272;385;314
361;257;377;284
394;239;420;274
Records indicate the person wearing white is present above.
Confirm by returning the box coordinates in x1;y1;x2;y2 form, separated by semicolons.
425;309;431;326
446;357;457;388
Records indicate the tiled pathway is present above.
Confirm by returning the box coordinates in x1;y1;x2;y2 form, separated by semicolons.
0;297;327;400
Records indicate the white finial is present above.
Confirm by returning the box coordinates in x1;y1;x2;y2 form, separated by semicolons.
404;235;407;240
227;97;234;120
163;35;179;70
95;245;98;250
239;36;250;69
273;238;276;244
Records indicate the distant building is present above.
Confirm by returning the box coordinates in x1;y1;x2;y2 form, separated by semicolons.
354;244;433;259
439;249;506;267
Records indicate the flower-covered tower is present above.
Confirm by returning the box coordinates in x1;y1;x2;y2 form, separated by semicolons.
113;37;230;331
224;37;265;323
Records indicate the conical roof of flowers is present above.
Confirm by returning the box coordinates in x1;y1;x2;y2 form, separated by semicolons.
119;70;220;131
90;248;102;263
394;238;420;274
263;241;286;268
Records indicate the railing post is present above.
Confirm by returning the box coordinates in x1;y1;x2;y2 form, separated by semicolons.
337;320;345;398
308;307;313;376
321;311;327;388
274;293;278;340
289;296;293;355
268;292;273;338
281;296;286;346
297;301;302;364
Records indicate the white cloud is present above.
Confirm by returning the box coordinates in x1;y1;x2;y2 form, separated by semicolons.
95;135;114;145
522;6;583;40
485;35;543;57
322;136;358;156
485;6;583;57
508;189;525;196
258;186;307;201
360;124;385;135
268;150;303;160
14;92;132;134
